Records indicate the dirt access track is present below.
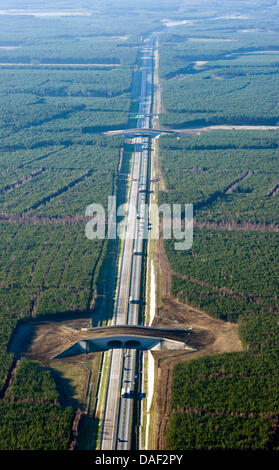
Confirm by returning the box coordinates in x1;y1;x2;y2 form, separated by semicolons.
151;237;243;450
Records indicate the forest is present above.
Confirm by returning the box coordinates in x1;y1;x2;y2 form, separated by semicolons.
0;11;130;403
159;130;279;225
158;1;279;451
166;229;279;299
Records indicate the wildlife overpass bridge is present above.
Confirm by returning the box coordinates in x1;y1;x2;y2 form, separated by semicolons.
103;127;176;138
53;325;194;359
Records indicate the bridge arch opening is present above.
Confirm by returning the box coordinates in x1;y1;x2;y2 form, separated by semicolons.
125;340;141;349
107;340;123;349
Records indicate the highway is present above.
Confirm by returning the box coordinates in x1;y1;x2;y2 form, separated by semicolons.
100;34;156;451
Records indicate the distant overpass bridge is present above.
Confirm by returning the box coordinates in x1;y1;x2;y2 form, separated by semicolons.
103;128;176;137
129;113;159;118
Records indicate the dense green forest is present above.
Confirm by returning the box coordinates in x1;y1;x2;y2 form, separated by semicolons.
7;358;59;402
160;130;279;345
159;130;279;224
166;413;272;450
0;0;136;396
157;0;279;451
0;0;210;451
1;0;279;452
166;351;279;449
171;350;279;413
166;229;279;333
0;357;73;450
0;0;151;450
158;19;279;127
0;402;73;450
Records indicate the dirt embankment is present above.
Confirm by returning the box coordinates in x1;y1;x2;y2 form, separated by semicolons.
173;124;279;134
151;236;243;450
8;319;196;365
